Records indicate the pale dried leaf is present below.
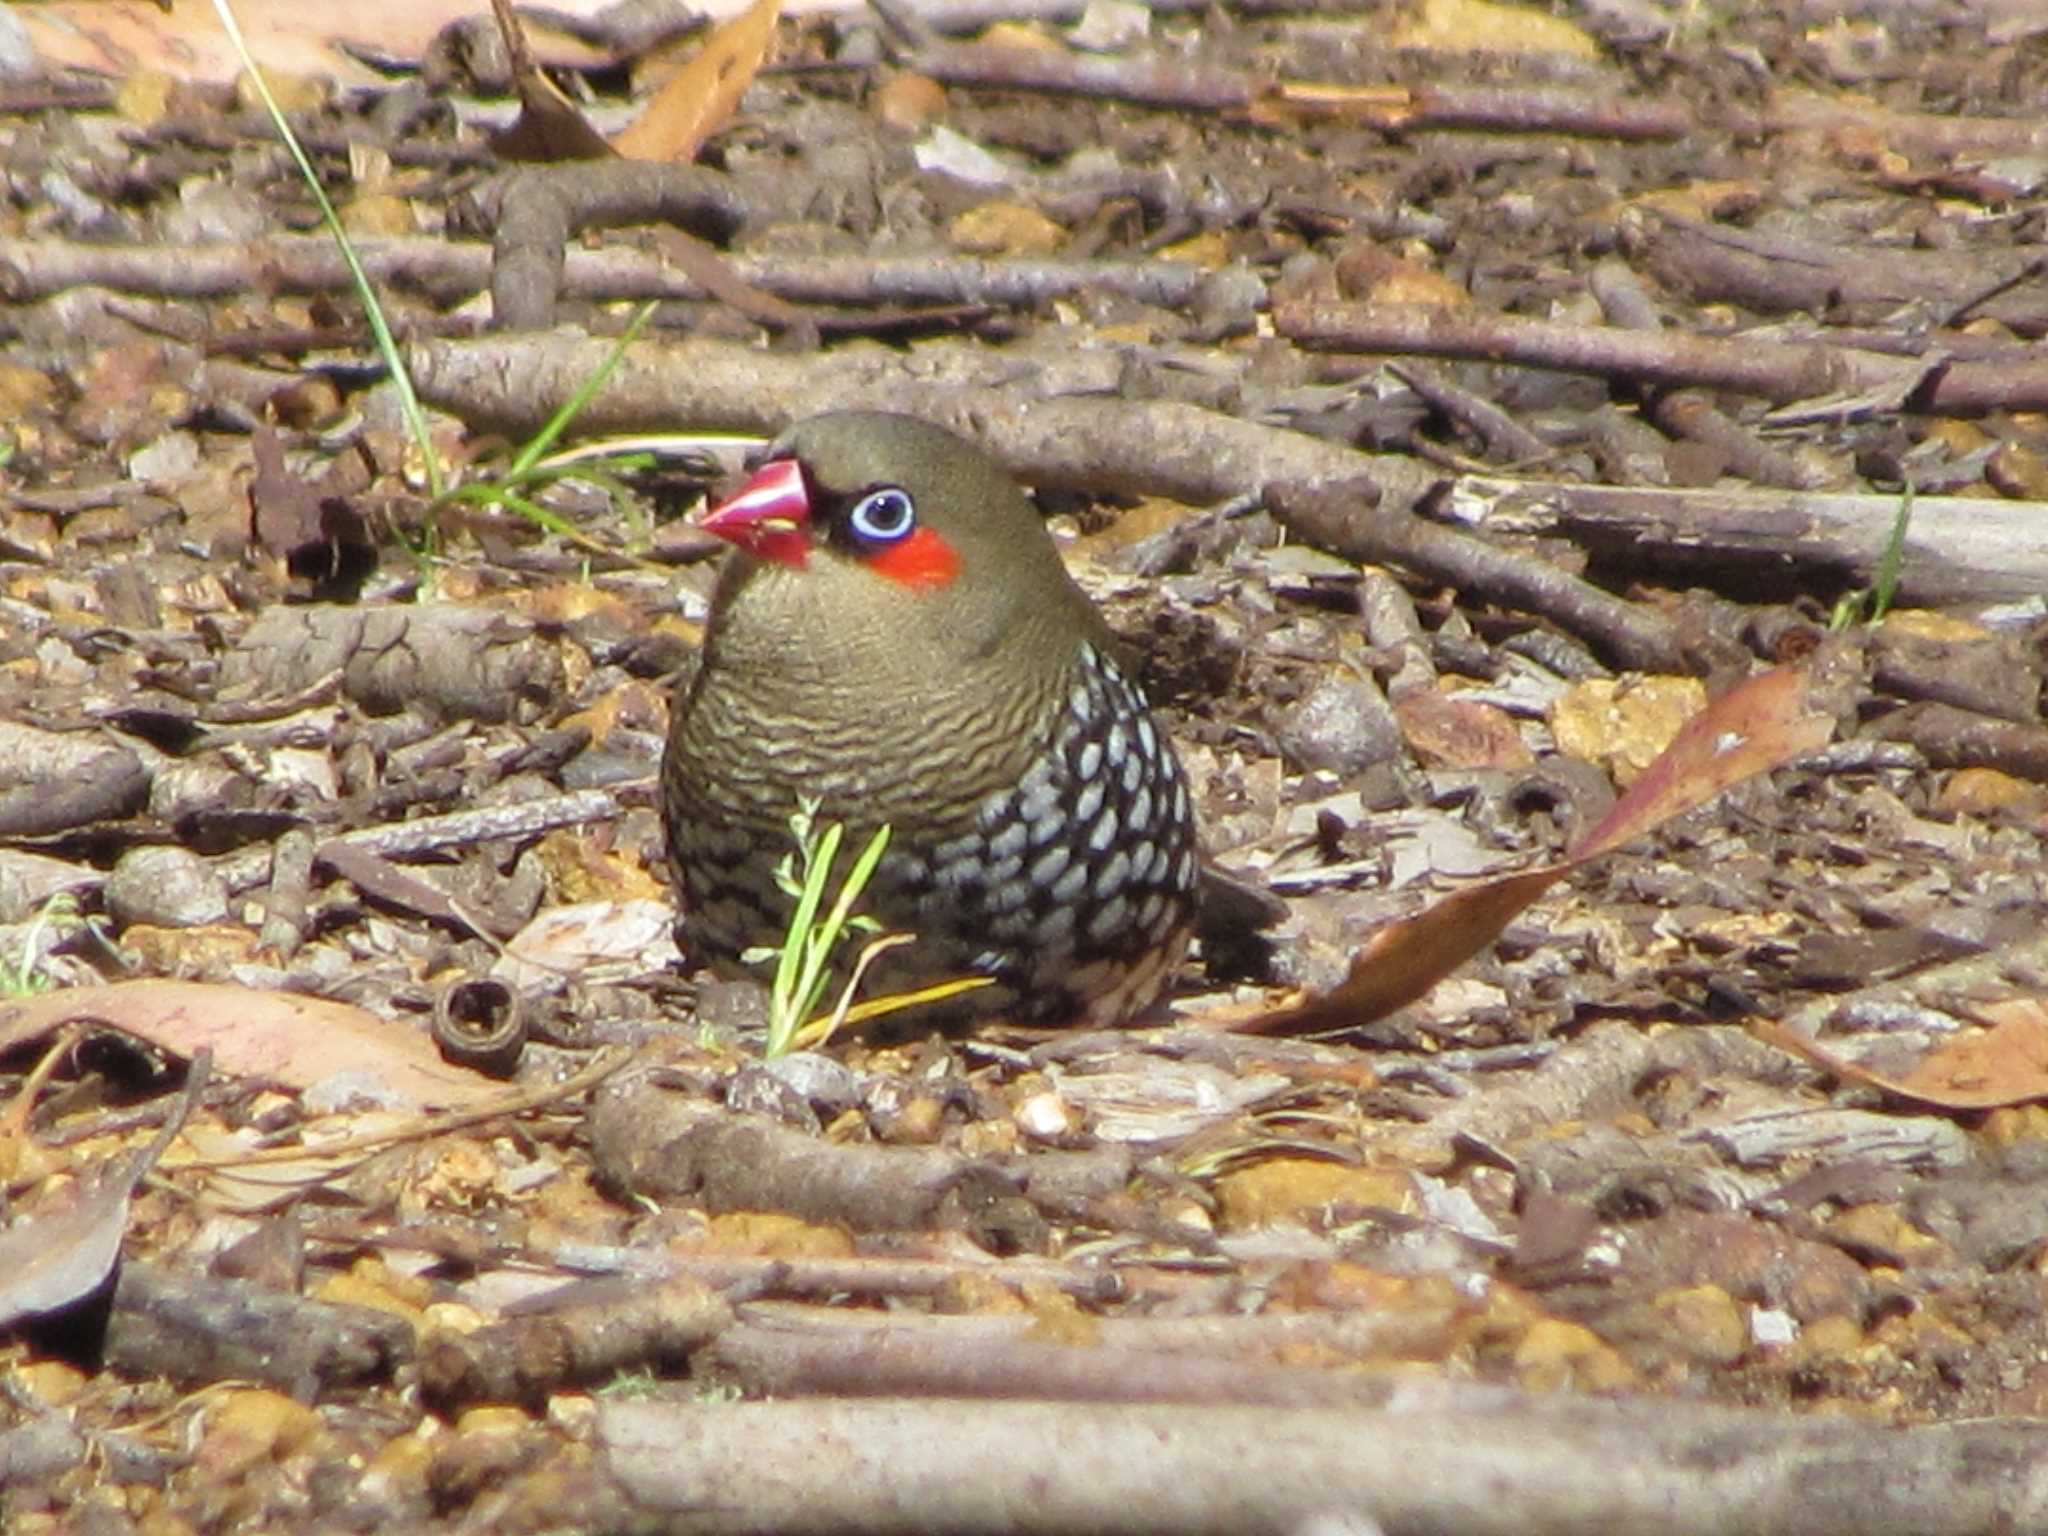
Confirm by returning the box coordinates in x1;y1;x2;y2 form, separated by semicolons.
610;0;781;163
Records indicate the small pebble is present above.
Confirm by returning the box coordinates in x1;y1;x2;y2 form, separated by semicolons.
1273;675;1404;777
105;845;230;927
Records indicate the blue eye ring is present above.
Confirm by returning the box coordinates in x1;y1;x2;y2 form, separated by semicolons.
848;487;916;544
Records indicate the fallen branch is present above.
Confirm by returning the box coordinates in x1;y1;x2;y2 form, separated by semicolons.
407;333;1687;669
1274;297;1933;407
0;237;1264;328
1453;476;2048;606
598;1390;2048;1535
1635;213;2048;335
702;1302;1465;1404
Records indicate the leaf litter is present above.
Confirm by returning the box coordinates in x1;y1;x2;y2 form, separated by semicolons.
8;0;2048;1530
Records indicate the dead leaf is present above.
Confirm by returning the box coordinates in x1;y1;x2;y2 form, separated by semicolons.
610;0;781;163
1927;1000;2048;1104
316;839;497;940
174;1117;414;1214
0;981;503;1110
645;226;809;328
487;0;617;162
1394;687;1534;771
1243;864;1563;1035
249;425;335;572
0;1051;209;1327
1568;664;1834;862
1243;661;1835;1034
1754;999;2048;1112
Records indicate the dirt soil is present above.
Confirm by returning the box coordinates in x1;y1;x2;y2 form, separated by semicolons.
6;0;2048;1531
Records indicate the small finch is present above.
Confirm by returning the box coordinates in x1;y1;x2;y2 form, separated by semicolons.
662;411;1200;1027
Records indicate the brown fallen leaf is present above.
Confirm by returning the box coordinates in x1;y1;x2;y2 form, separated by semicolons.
1754;998;2048;1112
1242;660;1836;1035
1567;664;1833;863
316;839;501;941
0;1051;209;1327
20;0;419;84
487;0;617;162
1394;686;1534;771
610;0;781;163
0;980;502;1110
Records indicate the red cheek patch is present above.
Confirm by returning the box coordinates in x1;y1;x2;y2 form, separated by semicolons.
867;526;961;590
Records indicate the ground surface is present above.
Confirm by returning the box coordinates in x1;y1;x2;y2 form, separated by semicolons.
5;0;2048;1530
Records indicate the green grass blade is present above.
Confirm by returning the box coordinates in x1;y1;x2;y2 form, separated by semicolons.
816;825;890;955
768;821;843;1055
504;302;659;479
209;0;443;499
1870;483;1913;623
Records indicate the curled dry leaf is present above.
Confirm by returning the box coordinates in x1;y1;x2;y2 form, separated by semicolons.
486;0;617;161
0;1051;210;1327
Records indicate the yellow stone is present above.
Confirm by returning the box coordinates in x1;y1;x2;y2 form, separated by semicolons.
957;1117;1020;1158
937;1269;1025;1315
313;1256;434;1323
1155;230;1231;269
454;1405;533;1436
340;193;417;239
1790;1312;1865;1365
1982;1104;2048;1148
1388;0;1600;58
1824;1203;1950;1265
982;22;1063;50
1362;262;1471;308
1550;675;1708;787
1648;1284;1746;1365
1214;1158;1417;1230
1939;767;2048;820
1879;609;1988;644
948;201;1066;256
358;1426;438;1501
1923;420;1993;457
11;1360;88;1406
1512;1317;1636;1393
1021;1281;1099;1346
114;71;175;126
1628;182;1762;224
116;924;262;973
200;1389;324;1477
708;1210;855;1258
1989;441;2048;500
422;1301;489;1334
234;69;326;116
0;362;57;418
872;72;947;131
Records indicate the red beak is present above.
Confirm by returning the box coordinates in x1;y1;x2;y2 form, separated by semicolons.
699;457;811;567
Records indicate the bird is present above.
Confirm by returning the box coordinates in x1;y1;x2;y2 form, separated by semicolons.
661;410;1201;1028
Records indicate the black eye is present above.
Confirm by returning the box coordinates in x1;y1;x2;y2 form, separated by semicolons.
847;487;915;544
